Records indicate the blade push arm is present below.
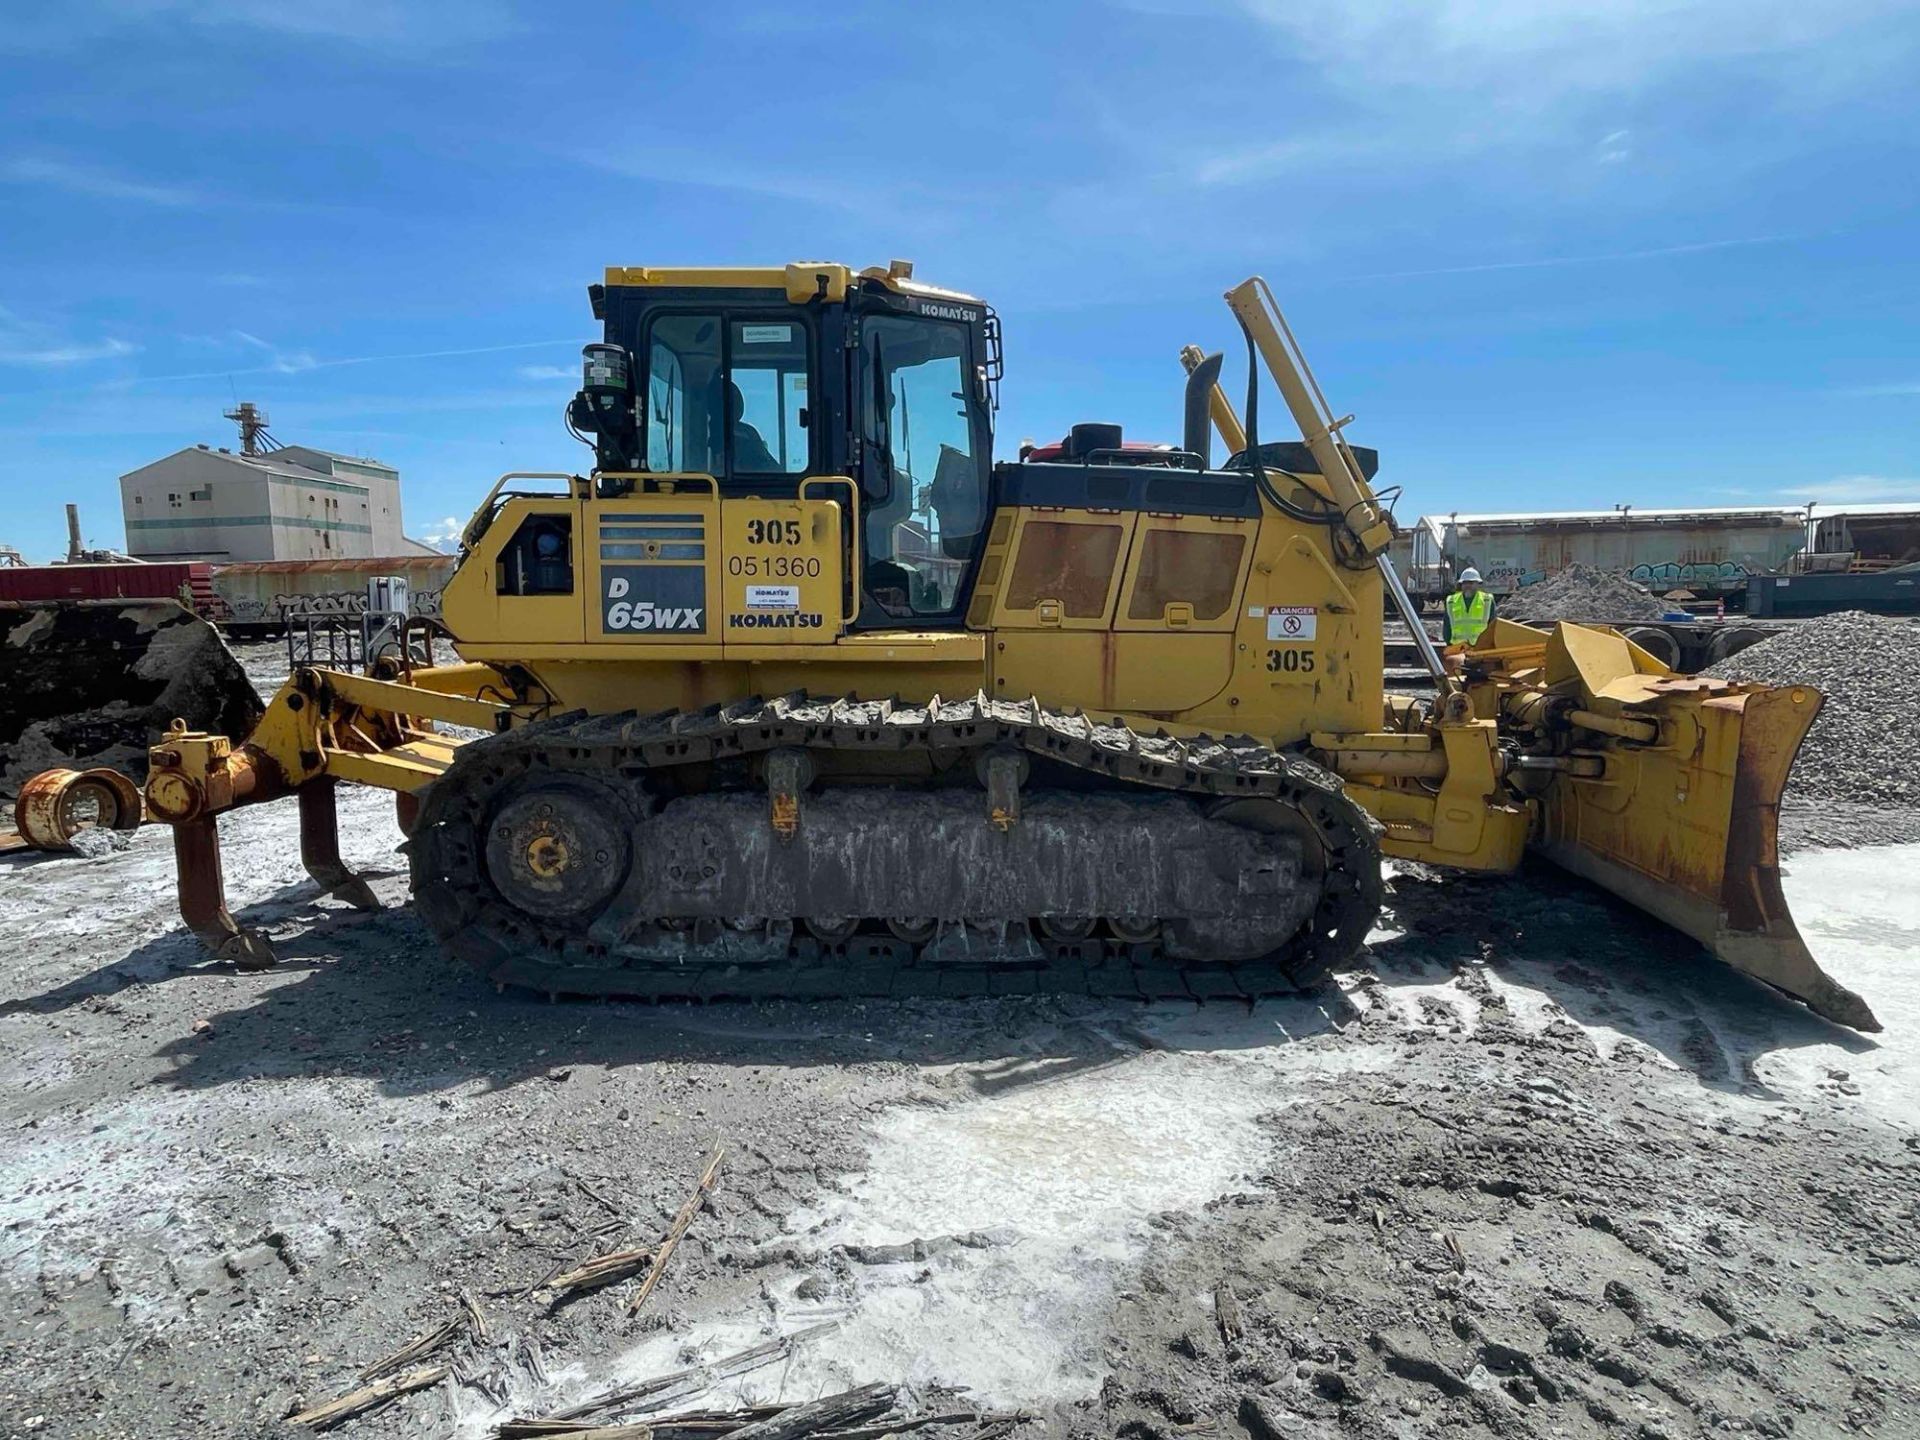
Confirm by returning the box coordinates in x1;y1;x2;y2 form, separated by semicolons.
1224;277;1396;557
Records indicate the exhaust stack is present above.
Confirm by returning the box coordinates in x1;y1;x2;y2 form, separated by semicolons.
1182;351;1224;468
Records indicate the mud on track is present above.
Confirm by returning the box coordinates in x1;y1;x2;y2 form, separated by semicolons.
1;772;1916;1439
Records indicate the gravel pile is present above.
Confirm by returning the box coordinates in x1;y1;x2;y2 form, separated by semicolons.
1502;562;1667;623
1704;609;1920;808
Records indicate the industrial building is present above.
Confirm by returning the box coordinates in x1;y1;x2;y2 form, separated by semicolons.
117;403;436;562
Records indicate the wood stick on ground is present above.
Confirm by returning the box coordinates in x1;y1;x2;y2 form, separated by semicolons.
576;1174;626;1217
723;1383;897;1440
289;1363;449;1430
358;1312;467;1383
1214;1281;1245;1349
545;1245;657;1300
642;1407;787;1439
627;1145;724;1316
500;1407;786;1439
462;1287;491;1342
523;1322;836;1427
813;1408;1033;1440
512;1257;568;1300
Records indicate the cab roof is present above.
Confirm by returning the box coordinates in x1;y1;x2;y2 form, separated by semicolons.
600;260;985;309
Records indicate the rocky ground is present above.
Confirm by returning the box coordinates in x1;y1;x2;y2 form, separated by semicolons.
1502;566;1668;624
1705;611;1920;810
2;645;1916;1440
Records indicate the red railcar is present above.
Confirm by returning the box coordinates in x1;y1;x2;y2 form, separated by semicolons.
0;562;215;614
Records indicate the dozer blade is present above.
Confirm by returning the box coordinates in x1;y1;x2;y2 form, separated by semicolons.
1;599;263;799
1531;676;1876;1032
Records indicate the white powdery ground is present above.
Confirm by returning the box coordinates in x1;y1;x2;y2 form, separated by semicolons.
508;845;1920;1432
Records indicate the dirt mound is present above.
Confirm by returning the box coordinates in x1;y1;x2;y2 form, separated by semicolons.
1502;564;1667;624
1703;610;1920;808
0;599;262;799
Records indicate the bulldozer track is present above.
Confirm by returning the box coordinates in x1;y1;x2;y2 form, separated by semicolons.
408;693;1383;1002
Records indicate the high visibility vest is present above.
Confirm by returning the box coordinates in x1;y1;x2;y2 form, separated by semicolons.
1447;588;1492;645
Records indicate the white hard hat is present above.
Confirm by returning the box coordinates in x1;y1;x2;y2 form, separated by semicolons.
1459;567;1483;583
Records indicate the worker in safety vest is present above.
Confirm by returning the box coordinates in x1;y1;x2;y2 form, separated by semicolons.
1444;567;1495;646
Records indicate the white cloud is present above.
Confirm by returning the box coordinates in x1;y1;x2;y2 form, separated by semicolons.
0;155;197;206
1787;475;1920;504
418;516;464;553
1186;0;1914;185
233;330;319;374
0;336;137;367
517;364;576;382
1233;0;1905;97
121;338;579;387
0;308;139;366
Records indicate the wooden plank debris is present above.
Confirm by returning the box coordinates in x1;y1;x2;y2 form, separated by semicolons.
545;1244;657;1300
503;1324;835;1434
628;1145;724;1315
811;1408;1032;1440
462;1287;492;1342
724;1384;897;1440
1214;1281;1244;1349
576;1174;625;1217
501;1408;784;1439
289;1363;449;1430
358;1313;467;1383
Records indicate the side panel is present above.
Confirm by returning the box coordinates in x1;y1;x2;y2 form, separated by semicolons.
583;493;720;643
988;509;1137;629
719;497;844;641
1229;529;1384;744
439;497;585;646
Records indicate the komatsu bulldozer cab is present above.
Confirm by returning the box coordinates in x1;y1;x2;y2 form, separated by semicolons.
571;261;998;631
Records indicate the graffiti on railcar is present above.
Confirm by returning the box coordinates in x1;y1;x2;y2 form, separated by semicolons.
212;586;446;627
271;588;445;619
1627;560;1751;589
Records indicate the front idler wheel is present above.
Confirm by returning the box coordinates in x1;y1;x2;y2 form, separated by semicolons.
483;778;631;928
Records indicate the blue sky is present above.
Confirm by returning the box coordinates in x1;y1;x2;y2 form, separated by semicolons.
1;0;1916;560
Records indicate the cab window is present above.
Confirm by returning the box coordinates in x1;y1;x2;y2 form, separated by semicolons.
861;315;986;617
646;315;722;476
643;314;810;479
728;320;808;474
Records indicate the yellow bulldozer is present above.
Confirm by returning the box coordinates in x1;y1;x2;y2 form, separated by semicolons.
131;261;1873;1029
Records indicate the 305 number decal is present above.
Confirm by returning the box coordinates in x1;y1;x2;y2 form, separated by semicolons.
744;518;803;546
1266;647;1316;673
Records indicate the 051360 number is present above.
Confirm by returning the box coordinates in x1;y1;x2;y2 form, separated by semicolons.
744;518;803;545
727;555;821;578
1266;647;1315;673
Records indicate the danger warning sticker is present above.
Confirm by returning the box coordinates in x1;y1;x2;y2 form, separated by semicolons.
1266;606;1317;641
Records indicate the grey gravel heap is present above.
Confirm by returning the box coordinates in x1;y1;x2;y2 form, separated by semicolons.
1502;563;1667;623
1704;609;1920;808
